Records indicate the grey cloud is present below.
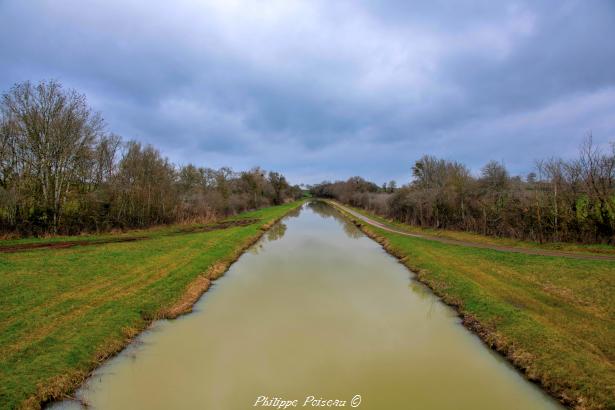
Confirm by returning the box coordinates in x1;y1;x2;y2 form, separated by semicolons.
1;0;614;185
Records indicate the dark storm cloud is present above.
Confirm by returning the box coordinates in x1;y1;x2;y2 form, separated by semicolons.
1;0;614;184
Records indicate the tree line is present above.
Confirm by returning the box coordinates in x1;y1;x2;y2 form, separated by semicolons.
0;80;302;236
311;138;615;244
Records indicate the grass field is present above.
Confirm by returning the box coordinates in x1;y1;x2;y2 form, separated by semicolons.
346;207;615;256
0;201;302;409
334;204;615;409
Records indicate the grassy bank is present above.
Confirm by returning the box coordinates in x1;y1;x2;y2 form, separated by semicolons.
0;201;303;409
331;202;614;409
336;205;615;257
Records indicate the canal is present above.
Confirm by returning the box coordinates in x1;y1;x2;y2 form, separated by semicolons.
52;201;561;409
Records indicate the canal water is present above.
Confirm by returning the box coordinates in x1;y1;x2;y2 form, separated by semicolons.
52;201;561;409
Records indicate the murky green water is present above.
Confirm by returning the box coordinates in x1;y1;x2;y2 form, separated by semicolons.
52;202;561;410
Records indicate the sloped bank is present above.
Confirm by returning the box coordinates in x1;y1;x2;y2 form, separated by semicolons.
15;201;304;410
162;211;300;319
326;200;613;410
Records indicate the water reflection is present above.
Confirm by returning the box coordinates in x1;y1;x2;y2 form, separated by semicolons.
306;200;338;218
307;200;363;239
250;204;300;254
284;205;302;219
266;222;287;241
409;280;435;300
408;281;440;319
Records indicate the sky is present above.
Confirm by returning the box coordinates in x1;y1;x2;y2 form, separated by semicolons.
1;0;614;185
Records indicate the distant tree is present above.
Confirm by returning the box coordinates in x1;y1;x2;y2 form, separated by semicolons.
387;180;397;193
240;167;267;209
311;142;615;244
480;160;509;192
268;171;290;205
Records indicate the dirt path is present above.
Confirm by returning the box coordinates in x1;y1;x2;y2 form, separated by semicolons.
330;201;615;262
0;237;146;253
0;218;260;253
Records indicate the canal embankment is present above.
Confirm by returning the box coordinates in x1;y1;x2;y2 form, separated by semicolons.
328;200;615;409
50;201;561;410
0;201;304;409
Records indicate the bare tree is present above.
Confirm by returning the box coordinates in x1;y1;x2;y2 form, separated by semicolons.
312;141;615;244
1;80;103;232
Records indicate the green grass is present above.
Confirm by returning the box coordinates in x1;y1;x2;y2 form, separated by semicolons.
339;206;615;409
0;216;254;247
344;204;615;256
0;201;303;409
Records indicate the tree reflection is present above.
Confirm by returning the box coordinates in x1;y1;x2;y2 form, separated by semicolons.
267;222;287;241
342;221;363;239
285;206;302;219
249;223;287;255
306;200;337;218
249;242;264;255
308;200;363;239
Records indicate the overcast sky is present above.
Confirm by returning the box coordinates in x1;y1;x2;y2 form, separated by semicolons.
1;0;614;184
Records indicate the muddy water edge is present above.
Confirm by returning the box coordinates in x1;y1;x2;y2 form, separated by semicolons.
50;201;562;410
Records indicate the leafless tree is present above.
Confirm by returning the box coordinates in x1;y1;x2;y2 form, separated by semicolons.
0;80;303;236
312;139;615;244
